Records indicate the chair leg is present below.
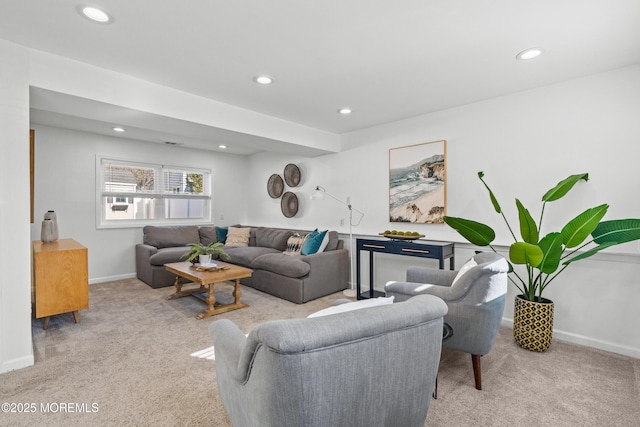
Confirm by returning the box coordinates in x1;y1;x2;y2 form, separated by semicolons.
472;354;482;390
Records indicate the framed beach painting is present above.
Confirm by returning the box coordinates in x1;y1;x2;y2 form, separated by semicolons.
389;140;446;224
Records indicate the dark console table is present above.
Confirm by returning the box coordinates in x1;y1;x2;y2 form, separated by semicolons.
356;238;455;300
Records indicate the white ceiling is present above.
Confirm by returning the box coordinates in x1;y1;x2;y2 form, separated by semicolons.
2;0;640;155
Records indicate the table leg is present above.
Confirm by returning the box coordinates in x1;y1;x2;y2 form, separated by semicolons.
196;283;216;320
369;251;374;298
195;284;217;320
43;317;50;330
233;279;242;304
72;311;80;324
167;276;195;300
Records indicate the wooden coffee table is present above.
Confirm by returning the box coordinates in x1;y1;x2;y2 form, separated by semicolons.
165;261;253;320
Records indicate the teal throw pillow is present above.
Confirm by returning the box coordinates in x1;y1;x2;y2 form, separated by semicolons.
301;229;328;255
216;227;228;244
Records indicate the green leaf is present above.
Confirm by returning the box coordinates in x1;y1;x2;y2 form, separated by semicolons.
561;204;608;248
541;173;589;202
537;232;563;274
592;219;640;244
516;199;538;244
509;242;544;267
477;171;501;214
443;216;495;246
563;242;618;265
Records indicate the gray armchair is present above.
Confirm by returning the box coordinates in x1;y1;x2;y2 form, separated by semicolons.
385;252;508;391
209;294;448;427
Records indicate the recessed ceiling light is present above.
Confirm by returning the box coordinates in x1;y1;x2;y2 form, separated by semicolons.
516;48;543;60
253;75;273;85
112;126;125;132
77;5;113;23
218;144;227;149
338;108;352;115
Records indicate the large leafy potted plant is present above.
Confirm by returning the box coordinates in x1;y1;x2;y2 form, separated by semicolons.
444;172;640;352
182;242;230;265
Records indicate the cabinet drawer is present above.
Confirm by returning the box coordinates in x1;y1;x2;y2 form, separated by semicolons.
360;241;393;252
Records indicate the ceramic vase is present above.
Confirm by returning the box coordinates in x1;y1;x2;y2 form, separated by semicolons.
199;254;212;265
43;210;59;241
41;219;56;243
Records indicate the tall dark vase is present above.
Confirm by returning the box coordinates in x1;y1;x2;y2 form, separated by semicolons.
513;294;554;352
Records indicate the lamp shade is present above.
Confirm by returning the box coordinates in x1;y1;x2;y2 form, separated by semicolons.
310;186;326;200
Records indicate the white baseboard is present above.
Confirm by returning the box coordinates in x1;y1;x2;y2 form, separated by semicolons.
501;318;640;359
89;273;136;285
0;354;34;374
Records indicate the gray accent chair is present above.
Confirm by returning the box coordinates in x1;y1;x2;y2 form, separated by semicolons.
209;294;448;427
385;252;508;391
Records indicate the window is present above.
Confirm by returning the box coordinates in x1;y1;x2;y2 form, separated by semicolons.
97;156;212;228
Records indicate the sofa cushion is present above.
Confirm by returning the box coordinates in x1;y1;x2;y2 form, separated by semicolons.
251;253;311;278
149;246;190;266
226;227;251;247
224;246;280;268
199;226;218;246
249;227;257;246
216;227;228;244
325;231;339;251
284;233;308;255
256;227;294;251
301;229;329;255
143;225;200;249
307;296;395;318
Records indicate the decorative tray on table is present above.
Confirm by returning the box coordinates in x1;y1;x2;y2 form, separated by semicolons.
191;263;230;272
378;232;425;241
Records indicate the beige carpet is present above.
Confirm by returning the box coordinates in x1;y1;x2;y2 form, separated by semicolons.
1;278;638;426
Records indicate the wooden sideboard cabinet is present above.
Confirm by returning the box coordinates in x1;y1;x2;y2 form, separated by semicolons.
33;239;88;329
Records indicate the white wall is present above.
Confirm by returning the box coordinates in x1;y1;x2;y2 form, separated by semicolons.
246;64;640;358
30;125;250;283
0;40;33;373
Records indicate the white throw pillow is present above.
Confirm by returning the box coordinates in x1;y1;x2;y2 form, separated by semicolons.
307;296;395;318
317;232;330;253
225;227;251;248
452;258;478;286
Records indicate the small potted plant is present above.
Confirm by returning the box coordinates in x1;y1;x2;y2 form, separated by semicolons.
444;172;640;352
182;242;230;265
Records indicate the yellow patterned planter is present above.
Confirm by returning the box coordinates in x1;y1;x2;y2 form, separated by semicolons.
513;295;554;352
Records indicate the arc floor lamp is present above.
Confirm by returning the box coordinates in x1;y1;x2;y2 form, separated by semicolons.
311;186;364;297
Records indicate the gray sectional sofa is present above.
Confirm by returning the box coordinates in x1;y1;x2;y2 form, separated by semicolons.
135;225;349;304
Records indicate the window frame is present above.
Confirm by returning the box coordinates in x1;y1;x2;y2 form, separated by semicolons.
96;155;213;229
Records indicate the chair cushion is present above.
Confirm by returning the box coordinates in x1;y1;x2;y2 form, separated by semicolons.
452;257;478;286
307;296;395;318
